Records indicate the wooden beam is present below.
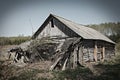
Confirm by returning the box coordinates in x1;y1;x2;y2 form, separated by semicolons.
78;46;83;64
50;57;62;70
102;46;105;62
100;47;102;61
73;47;78;69
94;42;98;62
62;58;68;70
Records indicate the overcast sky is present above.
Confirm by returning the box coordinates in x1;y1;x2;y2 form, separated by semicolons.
0;0;120;37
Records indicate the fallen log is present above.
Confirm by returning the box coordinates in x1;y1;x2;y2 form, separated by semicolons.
50;56;62;71
62;58;68;70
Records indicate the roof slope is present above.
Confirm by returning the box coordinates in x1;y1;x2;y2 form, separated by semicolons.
33;14;115;44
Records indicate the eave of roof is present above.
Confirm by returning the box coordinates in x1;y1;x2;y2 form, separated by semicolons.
52;14;115;44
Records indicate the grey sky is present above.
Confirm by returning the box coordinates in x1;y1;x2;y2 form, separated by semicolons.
0;0;120;37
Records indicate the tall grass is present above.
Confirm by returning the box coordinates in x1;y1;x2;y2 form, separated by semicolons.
0;36;31;45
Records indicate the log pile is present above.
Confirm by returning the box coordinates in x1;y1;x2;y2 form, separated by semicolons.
8;47;29;63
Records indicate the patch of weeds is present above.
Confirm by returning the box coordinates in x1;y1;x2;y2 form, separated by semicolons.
96;64;120;80
52;67;93;80
94;56;120;80
37;77;49;80
8;69;39;80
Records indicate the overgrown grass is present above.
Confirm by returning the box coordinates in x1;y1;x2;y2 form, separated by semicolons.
1;53;120;80
0;36;31;45
52;67;93;80
94;64;120;80
8;70;37;80
8;69;49;80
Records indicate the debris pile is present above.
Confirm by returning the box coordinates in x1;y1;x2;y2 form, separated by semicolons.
50;38;83;70
8;47;29;63
8;37;84;70
9;37;116;71
26;38;59;62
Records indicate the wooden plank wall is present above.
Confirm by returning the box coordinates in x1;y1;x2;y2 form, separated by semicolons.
81;40;115;63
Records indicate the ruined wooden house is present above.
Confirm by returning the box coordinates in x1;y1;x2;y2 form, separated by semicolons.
32;14;115;70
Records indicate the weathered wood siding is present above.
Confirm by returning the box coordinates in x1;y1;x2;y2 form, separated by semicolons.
35;16;115;63
54;19;79;37
37;20;67;38
81;40;115;62
37;18;79;39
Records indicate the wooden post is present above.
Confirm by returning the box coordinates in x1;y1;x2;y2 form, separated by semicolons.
102;46;105;62
94;42;98;62
97;46;101;61
88;48;90;61
73;47;78;69
100;47;102;61
78;46;83;64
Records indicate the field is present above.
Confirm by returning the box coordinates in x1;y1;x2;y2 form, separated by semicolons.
0;36;31;46
0;36;31;61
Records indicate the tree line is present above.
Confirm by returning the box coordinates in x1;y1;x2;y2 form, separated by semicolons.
87;22;120;42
